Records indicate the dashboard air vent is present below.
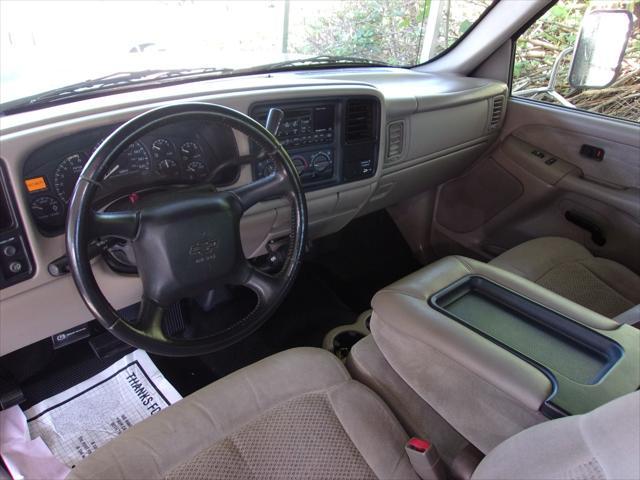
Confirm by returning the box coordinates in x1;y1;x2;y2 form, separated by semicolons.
386;121;404;161
488;95;505;131
345;99;375;143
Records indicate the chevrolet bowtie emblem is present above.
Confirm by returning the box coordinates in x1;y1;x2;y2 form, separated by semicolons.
189;238;218;263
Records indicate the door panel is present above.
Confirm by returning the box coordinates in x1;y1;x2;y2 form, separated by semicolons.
432;98;640;273
505;101;640;189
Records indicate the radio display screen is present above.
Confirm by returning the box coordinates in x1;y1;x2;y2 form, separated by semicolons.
313;105;334;132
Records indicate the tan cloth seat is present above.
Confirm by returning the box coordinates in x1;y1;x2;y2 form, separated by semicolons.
473;391;640;480
67;346;640;480
490;237;640;319
67;348;418;480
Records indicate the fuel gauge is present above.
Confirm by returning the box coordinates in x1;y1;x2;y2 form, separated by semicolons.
31;195;64;228
181;141;208;180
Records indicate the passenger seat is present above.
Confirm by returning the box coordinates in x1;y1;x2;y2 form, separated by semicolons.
490;237;640;320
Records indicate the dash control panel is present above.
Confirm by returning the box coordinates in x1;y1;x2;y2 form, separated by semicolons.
251;97;380;191
1;165;34;289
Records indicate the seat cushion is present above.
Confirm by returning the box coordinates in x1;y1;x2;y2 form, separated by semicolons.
472;391;640;480
490;237;640;318
67;348;418;480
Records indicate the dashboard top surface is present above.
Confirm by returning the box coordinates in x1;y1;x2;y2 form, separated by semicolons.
0;68;504;135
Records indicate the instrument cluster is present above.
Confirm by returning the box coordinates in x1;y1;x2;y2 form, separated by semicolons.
22;120;239;235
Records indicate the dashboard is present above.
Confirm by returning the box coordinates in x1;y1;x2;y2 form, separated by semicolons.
0;68;507;356
20;97;380;236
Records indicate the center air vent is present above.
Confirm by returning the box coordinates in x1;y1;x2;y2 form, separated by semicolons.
387;121;404;161
488;95;505;131
345;99;375;143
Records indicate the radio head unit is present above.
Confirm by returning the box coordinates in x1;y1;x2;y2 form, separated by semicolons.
251;97;380;191
254;104;336;149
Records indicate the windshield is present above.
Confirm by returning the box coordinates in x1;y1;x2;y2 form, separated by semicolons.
0;0;493;108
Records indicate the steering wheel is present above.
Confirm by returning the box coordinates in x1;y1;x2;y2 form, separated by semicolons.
66;103;307;356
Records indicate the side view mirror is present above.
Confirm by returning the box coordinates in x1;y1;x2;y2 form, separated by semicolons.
569;9;633;90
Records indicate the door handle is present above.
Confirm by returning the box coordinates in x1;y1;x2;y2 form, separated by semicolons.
565;210;606;246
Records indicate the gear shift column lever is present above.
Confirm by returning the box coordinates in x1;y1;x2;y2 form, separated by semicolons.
265;108;284;136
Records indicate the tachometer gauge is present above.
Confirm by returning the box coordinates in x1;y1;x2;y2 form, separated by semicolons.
103;141;151;180
180;141;208;180
30;195;64;227
152;138;180;177
54;153;86;203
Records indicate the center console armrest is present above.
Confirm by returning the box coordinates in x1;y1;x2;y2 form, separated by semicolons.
371;256;639;453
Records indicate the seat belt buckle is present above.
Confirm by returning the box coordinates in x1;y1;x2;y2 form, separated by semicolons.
405;437;446;480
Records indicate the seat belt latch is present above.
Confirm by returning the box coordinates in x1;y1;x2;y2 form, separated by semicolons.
405;437;445;480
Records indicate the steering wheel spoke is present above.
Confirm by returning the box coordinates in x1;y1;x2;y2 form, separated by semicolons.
234;260;282;305
91;210;140;240
231;170;289;212
136;298;168;341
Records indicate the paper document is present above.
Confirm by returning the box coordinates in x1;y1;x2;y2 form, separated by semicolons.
24;349;182;468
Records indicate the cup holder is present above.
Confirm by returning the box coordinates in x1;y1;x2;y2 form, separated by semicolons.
322;309;372;360
332;331;366;360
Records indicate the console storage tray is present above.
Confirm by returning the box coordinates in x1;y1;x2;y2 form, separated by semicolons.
429;275;640;417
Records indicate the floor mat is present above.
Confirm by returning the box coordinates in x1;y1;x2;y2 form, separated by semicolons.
18;340;134;410
20;350;180;469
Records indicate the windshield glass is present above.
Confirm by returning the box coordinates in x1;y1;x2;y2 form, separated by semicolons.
0;0;493;107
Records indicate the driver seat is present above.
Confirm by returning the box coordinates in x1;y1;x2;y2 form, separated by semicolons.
67;348;640;480
68;348;418;480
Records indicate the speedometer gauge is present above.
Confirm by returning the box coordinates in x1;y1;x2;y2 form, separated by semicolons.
54;153;86;203
103;141;151;179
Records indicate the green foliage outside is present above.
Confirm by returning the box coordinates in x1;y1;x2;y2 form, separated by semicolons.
290;0;492;66
290;0;639;122
513;0;640;122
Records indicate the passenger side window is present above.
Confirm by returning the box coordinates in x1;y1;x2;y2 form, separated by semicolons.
512;1;639;123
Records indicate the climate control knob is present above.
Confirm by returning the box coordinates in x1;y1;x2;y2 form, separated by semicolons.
311;152;331;174
291;155;307;176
